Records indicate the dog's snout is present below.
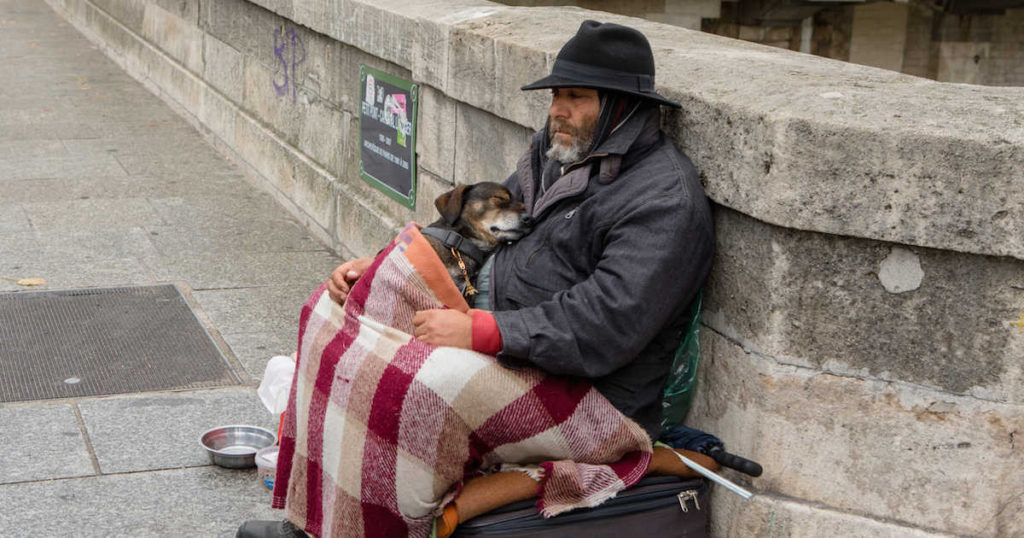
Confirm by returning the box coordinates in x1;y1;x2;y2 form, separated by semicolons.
520;215;535;229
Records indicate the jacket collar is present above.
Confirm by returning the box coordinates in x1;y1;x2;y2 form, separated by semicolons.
519;104;661;217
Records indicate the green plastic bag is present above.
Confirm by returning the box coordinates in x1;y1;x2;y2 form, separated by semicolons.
660;293;702;433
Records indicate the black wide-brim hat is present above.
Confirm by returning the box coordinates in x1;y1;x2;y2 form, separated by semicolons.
522;20;680;108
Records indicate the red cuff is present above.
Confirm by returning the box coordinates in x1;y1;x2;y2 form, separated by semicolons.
470;310;503;355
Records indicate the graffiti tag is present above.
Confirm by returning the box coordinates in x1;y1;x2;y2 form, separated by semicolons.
273;27;306;103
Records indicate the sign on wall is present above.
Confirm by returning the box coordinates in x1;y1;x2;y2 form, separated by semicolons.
359;66;419;208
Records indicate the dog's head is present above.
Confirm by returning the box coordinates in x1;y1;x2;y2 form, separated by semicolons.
434;182;530;249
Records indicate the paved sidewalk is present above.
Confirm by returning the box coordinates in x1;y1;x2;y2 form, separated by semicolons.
0;1;342;535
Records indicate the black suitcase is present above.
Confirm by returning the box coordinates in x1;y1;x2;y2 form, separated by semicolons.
451;476;710;537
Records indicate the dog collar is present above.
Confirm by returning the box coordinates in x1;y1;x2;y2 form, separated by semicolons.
421;227;487;267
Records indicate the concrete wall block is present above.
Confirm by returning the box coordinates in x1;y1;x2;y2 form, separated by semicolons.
688;329;1024;536
411;16;451;92
416;85;458;181
84;0;144;60
704;207;1024;400
152;0;199;23
291;0;335;37
333;180;403;258
203;35;245;104
346;0;415;70
203;0;282;68
296;102;347;176
709;489;958;538
197;84;239;147
493;36;550;129
90;0;146;33
161;58;203;113
242;56;288;141
293;156;337;230
235;114;296;197
446;23;497;112
453;102;533;186
141;3;204;74
245;0;295;20
412;169;457;228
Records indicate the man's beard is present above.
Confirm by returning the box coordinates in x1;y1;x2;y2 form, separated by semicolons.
545;114;597;164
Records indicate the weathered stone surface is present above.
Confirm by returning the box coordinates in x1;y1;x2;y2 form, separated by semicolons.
0;405;94;484
196;81;239;146
141;3;203;74
234;113;295;197
709;490;957;538
0;466;279;536
704;207;1024;400
333;180;403;258
453;102;532;186
293;153;338;230
688;329;1024;537
417;85;458;180
413;169;457;227
152;0;199;23
203;34;244;103
90;0;146;34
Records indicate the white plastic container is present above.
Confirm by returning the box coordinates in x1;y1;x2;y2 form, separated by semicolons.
255;445;280;489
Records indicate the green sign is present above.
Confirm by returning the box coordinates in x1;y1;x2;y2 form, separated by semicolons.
358;66;419;208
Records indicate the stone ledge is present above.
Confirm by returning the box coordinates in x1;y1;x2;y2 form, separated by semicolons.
688;329;1024;537
264;0;1024;260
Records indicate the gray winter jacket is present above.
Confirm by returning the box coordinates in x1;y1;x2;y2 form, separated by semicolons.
489;105;714;440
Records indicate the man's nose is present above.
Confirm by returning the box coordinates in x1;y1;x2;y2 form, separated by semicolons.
549;96;569;119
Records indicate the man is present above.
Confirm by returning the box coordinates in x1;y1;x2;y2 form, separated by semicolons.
241;19;715;538
331;20;713;442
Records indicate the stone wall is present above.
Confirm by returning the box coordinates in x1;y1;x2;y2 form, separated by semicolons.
43;0;1024;535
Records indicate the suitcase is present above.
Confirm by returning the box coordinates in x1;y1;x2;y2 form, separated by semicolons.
451;476;710;537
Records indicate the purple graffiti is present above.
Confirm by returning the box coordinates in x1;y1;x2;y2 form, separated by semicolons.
273;27;306;103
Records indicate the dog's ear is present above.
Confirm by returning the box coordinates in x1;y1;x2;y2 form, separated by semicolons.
435;184;471;225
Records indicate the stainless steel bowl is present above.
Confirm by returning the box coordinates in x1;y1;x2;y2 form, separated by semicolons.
199;425;277;469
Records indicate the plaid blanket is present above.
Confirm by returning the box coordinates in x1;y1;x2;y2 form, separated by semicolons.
272;223;652;538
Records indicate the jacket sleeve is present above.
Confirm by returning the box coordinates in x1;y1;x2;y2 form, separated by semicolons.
491;192;713;378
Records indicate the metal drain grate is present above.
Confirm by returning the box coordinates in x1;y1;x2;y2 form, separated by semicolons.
0;284;239;402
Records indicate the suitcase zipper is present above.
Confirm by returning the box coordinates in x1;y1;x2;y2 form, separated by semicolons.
677;489;701;513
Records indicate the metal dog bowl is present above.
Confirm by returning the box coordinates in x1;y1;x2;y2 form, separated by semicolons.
199;425;277;469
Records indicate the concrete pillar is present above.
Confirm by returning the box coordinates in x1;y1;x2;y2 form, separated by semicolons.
848;2;909;71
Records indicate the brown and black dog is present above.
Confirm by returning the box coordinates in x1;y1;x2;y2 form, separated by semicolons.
423;182;530;298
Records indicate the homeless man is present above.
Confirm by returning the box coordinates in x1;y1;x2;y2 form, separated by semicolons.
239;20;715;538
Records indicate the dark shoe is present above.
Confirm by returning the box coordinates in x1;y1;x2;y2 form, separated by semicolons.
236;520;307;538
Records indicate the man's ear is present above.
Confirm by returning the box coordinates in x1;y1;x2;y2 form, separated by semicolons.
435;184;471;225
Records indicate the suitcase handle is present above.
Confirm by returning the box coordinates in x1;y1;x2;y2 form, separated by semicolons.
706;446;763;477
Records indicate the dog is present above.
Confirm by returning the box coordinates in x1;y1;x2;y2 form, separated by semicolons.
422;182;530;298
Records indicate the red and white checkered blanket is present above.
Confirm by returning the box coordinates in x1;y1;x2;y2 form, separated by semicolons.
272;224;652;538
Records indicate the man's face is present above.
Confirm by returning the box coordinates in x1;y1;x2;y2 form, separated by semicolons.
546;87;600;163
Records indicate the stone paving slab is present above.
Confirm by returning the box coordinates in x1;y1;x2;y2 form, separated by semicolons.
0;228;160;265
0;404;95;484
194;285;320;336
78;390;277;474
0;139;68;159
0;153;126;181
149;194;295;227
221;331;299;381
0;204;31;233
0;466;279;537
145;220;325;256
0;258;153;293
21;198;164;231
0;174;251;203
146;249;340;289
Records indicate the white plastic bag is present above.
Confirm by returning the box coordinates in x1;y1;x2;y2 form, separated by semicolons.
257;354;296;415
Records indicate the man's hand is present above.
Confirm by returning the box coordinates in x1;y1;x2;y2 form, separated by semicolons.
412;309;473;349
327;257;373;305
